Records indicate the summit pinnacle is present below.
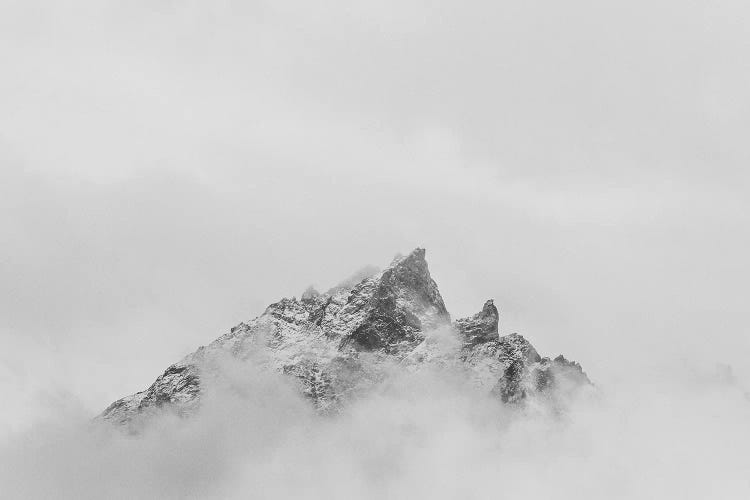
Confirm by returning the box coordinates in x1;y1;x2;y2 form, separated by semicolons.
455;299;499;345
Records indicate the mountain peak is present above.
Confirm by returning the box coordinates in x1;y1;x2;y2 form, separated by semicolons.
100;250;591;426
455;299;499;345
481;299;498;316
401;246;426;262
388;247;426;270
340;248;450;352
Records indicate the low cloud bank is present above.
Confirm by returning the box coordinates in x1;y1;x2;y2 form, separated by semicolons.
1;356;748;500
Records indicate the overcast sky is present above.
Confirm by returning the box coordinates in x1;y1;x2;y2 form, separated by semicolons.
1;0;749;436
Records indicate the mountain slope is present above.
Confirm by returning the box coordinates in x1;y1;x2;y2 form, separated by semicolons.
101;249;590;424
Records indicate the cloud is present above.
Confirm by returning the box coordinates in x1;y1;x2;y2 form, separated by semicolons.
1;351;749;500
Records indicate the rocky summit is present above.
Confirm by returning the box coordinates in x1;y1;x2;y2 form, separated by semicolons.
101;249;591;425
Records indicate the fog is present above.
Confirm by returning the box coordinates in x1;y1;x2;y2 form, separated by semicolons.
1;349;748;499
1;0;749;497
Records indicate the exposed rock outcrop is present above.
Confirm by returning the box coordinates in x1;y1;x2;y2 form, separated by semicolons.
454;299;499;345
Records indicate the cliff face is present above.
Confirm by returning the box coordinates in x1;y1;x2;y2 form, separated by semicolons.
101;249;590;424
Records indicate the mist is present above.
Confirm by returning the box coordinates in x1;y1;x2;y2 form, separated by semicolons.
1;345;748;499
1;0;749;497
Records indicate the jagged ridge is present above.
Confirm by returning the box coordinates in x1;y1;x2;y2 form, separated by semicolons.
101;249;590;424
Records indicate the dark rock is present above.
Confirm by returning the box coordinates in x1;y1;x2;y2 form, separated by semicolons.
339;248;450;352
493;359;528;403
455;299;499;345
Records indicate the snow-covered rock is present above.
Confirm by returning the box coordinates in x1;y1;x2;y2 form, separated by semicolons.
100;248;590;424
